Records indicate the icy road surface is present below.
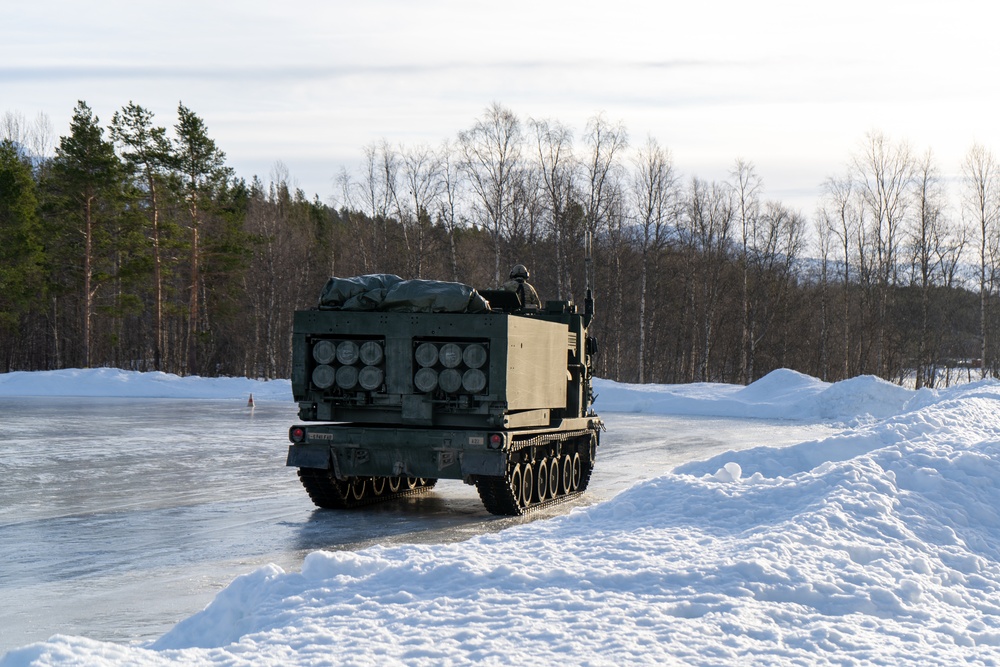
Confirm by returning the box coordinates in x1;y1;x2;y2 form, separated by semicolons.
0;397;836;653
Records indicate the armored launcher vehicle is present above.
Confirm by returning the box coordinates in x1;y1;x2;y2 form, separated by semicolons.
286;274;601;516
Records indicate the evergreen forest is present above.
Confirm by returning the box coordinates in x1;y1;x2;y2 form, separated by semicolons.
2;100;999;388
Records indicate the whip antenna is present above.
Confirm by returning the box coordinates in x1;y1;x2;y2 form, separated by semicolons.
584;229;595;326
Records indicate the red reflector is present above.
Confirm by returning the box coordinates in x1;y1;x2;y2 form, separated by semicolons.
490;434;502;445
291;427;305;442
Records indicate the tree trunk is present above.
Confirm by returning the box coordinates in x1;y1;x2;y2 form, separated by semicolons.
638;253;647;383
149;180;164;372
83;195;93;368
187;209;200;375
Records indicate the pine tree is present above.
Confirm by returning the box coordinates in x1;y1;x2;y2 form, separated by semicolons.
110;102;174;371
0;139;45;369
172;103;231;374
47;101;123;368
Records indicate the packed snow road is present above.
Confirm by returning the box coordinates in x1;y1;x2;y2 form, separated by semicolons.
0;396;835;653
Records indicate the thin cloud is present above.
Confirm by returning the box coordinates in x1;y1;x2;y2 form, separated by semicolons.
0;59;729;84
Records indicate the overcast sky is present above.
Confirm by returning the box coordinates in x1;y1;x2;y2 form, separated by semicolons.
5;0;999;215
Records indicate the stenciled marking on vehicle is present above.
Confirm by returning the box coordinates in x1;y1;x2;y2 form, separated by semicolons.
309;432;335;442
468;436;484;445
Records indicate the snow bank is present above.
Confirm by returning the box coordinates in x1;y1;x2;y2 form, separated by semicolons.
2;370;1000;665
0;368;292;402
594;368;914;421
0;367;913;423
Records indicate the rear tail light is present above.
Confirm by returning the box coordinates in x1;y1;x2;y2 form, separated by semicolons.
290;427;305;443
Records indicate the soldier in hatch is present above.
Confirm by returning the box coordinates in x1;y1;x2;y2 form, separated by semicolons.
502;264;541;308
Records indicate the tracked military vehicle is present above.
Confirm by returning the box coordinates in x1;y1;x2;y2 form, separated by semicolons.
286;273;601;516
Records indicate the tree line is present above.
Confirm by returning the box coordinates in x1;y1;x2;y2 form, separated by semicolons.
2;101;999;387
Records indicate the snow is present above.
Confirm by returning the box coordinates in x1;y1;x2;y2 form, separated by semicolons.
594;368;915;421
3;368;1000;665
0;368;292;402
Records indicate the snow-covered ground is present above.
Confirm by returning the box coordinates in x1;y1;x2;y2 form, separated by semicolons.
1;368;999;665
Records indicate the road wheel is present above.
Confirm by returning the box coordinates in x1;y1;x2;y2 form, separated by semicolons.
547;457;560;499
509;464;523;507
561;454;574;494
536;459;549;503
571;453;582;491
521;463;534;508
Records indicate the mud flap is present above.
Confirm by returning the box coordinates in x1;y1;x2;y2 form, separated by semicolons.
401;395;433;424
460;450;504;477
286;443;332;469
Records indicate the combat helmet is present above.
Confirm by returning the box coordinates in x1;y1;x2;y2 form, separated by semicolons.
510;264;530;280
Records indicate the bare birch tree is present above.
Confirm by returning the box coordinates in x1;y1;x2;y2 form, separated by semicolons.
581;114;628;378
730;158;763;383
362;140;401;271
630;136;678;383
685;178;734;381
398;143;443;278
333;166;368;274
242;168;312;377
907;150;948;387
458;103;523;286
814;213;834;380
582;114;628;291
852;131;914;376
504;163;543;272
753;201;804;373
820;174;859;377
530;118;576;299
1;110;53;165
963;143;1000;378
437;140;465;282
